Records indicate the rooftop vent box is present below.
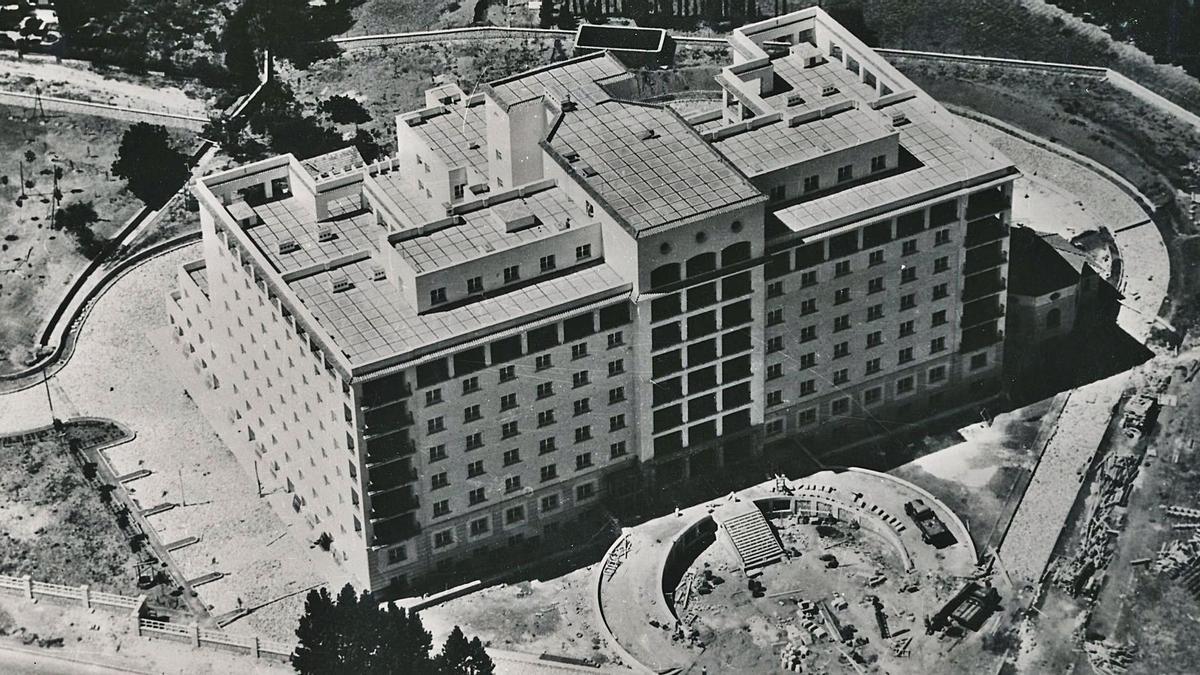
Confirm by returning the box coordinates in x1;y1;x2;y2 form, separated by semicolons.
821;84;839;97
805;55;825;68
891;112;911;127
227;200;259;228
278;240;300;255
562;149;581;162
636;127;659;141
469;183;491;196
468;141;481;150
331;276;354;293
371;266;387;281
786;93;805;107
578;162;599;177
494;200;539;233
317;226;337;243
561;98;578;112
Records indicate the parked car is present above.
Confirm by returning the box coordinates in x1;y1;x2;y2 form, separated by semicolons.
904;499;953;547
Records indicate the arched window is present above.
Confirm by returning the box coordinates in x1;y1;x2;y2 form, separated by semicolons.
685;252;717;278
650;263;680;289
721;242;751;266
1046;308;1062;329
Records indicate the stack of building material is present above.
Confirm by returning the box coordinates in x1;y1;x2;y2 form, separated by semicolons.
1084;639;1137;675
1121;395;1157;438
778;642;810;672
1049;454;1139;597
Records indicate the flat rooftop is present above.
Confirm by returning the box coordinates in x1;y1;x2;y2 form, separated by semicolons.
301;146;364;181
406;99;488;176
393;186;583;273
484;51;632;109
548;100;764;236
242;194;383;275
714;106;895;177
290;258;630;366
575;24;667;52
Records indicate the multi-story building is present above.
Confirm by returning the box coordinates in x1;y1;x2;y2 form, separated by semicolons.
165;8;1017;593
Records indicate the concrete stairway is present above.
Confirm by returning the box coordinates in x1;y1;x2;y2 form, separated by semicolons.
720;507;784;573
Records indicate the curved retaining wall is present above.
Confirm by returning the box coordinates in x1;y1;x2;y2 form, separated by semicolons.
590;533;655;675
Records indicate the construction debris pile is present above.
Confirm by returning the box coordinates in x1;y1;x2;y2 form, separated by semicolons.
1151;508;1200;600
1121;373;1169;438
1084;638;1137;675
1049;454;1140;597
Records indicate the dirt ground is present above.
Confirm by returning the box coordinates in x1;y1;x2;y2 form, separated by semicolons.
0;105;195;372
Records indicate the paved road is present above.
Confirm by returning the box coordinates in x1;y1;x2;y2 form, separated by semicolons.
0;645;148;675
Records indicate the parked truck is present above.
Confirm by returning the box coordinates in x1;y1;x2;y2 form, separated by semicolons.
905;499;952;547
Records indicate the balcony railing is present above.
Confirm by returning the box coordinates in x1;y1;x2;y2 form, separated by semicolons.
370;490;420;520
366;435;416;466
367;459;418;493
964;217;1009;248
361;378;412;410
964;245;1008;274
962;274;1006;302
372;515;421;546
961;322;1004;352
364;405;415;437
961;299;1006;328
966;188;1010;220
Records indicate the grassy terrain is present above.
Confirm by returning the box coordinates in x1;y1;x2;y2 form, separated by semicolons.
0;421;136;593
344;0;480;35
0;106;196;374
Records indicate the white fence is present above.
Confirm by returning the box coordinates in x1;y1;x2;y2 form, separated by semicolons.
331;25;729;50
0;90;207;130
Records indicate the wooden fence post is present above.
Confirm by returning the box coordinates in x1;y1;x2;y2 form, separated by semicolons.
251;636;260;659
189;624;200;647
80;584;91;608
21;575;32;600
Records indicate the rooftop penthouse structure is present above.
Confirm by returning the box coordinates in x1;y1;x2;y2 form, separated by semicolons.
166;8;1017;593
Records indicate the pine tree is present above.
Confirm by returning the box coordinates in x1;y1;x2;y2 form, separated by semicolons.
435;627;495;675
292;587;340;675
539;0;556;28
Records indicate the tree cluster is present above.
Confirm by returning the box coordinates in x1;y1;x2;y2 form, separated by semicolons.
111;122;191;208
223;0;365;89
293;584;494;675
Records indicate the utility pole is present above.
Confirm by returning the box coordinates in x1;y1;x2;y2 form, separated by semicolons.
42;367;56;425
178;468;186;506
253;460;262;497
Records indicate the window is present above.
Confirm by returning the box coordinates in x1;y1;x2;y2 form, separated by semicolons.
453;184;465;200
467;276;483;294
503;265;520;283
462;376;480;394
541;494;560;512
901;267;917;284
871;154;887;172
499;365;516;382
433;500;450;517
933;283;949;300
572;371;590;388
466;432;483;451
429;445;447;462
536;382;555;399
503;449;521;466
609;386;626;404
866;358;881;375
834;288;850;305
831;398;850;415
899;320;915;337
837;164;854;183
434;530;454;548
896;376;915;394
834;342;849;359
425;389;443;406
900;294;917;310
430;288;447;305
971;353;989;370
800;271;818;288
767;390;783;406
573;399;591;416
540;464;558;482
1047;308;1062;329
800;326;817;343
766;418;785;435
864;387;882;405
767;308;784;326
867;304;884;321
505;505;526;524
610;414;626;431
574;425;592;443
467;460;485;478
804;175;820;192
867;331;883;348
770;184;785;202
800;298;817;315
500;393;517;411
607;331;624;349
930;337;946;354
868;277;884;294
610;440;627;458
576;244;592;261
608;359;625;376
767;363;783;380
929;365;947;383
539;437;557;454
501;421;519;438
535;355;552;371
428;417;445;434
469;518;489;537
576;452;593;470
431;472;449;490
902;240;918;256
468;488;486;505
869;250;884;267
571;343;588;360
538;410;556;427
798;408;817;426
833;368;848;385
934;256;950;273
464;404;482;422
935;229;951;245
576;483;596;501
767;281;784;298
800;380;816;396
898;347;914;364
835;260;851;277
540;255;557;272
834;315;851;332
586;201;594;217
800;353;816;369
767;336;784;353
